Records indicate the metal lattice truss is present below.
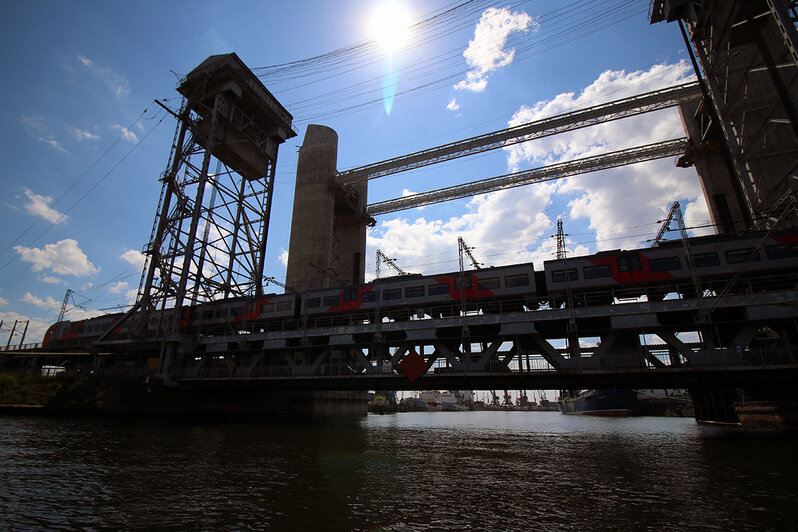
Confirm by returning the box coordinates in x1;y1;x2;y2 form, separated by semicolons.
337;82;701;185
367;139;688;215
685;1;798;219
136;94;276;314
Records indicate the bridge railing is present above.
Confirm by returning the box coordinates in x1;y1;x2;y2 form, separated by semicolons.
0;343;43;352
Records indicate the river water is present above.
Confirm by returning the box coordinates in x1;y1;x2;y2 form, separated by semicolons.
1;411;796;531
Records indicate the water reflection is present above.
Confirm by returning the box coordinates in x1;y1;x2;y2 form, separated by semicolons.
1;412;796;530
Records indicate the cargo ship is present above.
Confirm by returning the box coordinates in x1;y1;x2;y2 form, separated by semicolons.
559;389;637;416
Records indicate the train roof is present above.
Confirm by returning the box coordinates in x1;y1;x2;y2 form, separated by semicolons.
303;262;536;296
543;229;797;265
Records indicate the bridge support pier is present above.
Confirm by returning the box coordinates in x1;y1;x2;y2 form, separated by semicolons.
689;387;740;424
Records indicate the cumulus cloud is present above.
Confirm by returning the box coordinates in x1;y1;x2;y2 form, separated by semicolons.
120;249;146;270
78;54;130;97
0;310;54;344
371;61;710;271
368;183;561;278
21;292;62;312
112;125;138;143
501;61;708;249
14;239;99;277
108;281;129;294
40;275;67;286
279;249;289;267
22;188;67;224
0;297;7;306
455;7;536;92
107;281;138;305
446;98;460;112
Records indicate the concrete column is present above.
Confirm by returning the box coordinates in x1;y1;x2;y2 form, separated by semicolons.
286;125;338;292
678;100;749;233
331;178;369;285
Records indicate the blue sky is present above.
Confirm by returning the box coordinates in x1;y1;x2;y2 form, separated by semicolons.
0;0;707;343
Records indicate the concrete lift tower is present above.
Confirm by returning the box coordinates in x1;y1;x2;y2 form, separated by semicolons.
651;0;798;232
129;54;296;373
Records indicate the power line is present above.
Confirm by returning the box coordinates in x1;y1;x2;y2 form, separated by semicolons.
0;109;166;274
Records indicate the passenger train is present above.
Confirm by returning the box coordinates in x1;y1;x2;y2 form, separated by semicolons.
42;230;798;349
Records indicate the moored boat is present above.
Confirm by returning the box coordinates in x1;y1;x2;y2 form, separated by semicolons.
559;389;637;416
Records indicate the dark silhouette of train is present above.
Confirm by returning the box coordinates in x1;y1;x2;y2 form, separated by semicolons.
43;230;798;349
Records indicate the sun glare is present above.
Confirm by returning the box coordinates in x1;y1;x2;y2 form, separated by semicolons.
368;1;412;54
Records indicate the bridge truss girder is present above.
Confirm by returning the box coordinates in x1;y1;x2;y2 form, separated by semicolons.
137;96;276;317
165;289;798;391
336;82;701;185
367;139;688;215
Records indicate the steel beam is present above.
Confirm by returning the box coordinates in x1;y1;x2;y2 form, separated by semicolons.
367;139;688;215
336;83;701;184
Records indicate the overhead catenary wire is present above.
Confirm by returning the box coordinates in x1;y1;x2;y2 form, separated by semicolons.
0;110;166;275
251;0;649;124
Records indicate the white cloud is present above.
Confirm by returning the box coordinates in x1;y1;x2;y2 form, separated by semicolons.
20;114;44;135
371;61;709;273
0;297;7;306
70;128;100;141
454;7;536;93
39;138;69;153
446;98;460;111
22;292;62;312
120;249;146;270
502;61;705;249
279;249;289;267
368;183;558;278
113;124;138;143
108;281;138;305
22;188;67;224
0;311;55;345
78;54;130;97
108;281;129;294
20;114;69;153
40;275;67;286
14;239;99;277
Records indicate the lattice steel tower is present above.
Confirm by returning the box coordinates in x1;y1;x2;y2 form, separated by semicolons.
136;54;295;332
651;0;798;231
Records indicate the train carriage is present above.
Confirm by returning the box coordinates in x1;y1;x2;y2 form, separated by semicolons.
544;231;798;306
301;263;538;322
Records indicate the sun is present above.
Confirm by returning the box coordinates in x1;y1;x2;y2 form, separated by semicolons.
368;1;412;55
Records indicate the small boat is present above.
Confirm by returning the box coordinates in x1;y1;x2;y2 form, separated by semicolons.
559;389;637;416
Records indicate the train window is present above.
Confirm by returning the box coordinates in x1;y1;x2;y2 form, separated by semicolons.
383;288;402;300
693;252;719;267
343;288;358;302
617;255;642;272
261;303;275;313
361;291;378;302
429;283;450;296
306;298;320;308
215;309;228;319
504;273;530;287
202;310;213;320
551;269;578;282
323;295;340;306
582;265;612;279
477;277;500;290
650;256;681;272
276;301;292;312
454;276;472;289
765;244;797;259
725;248;760;264
405;286;425;298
